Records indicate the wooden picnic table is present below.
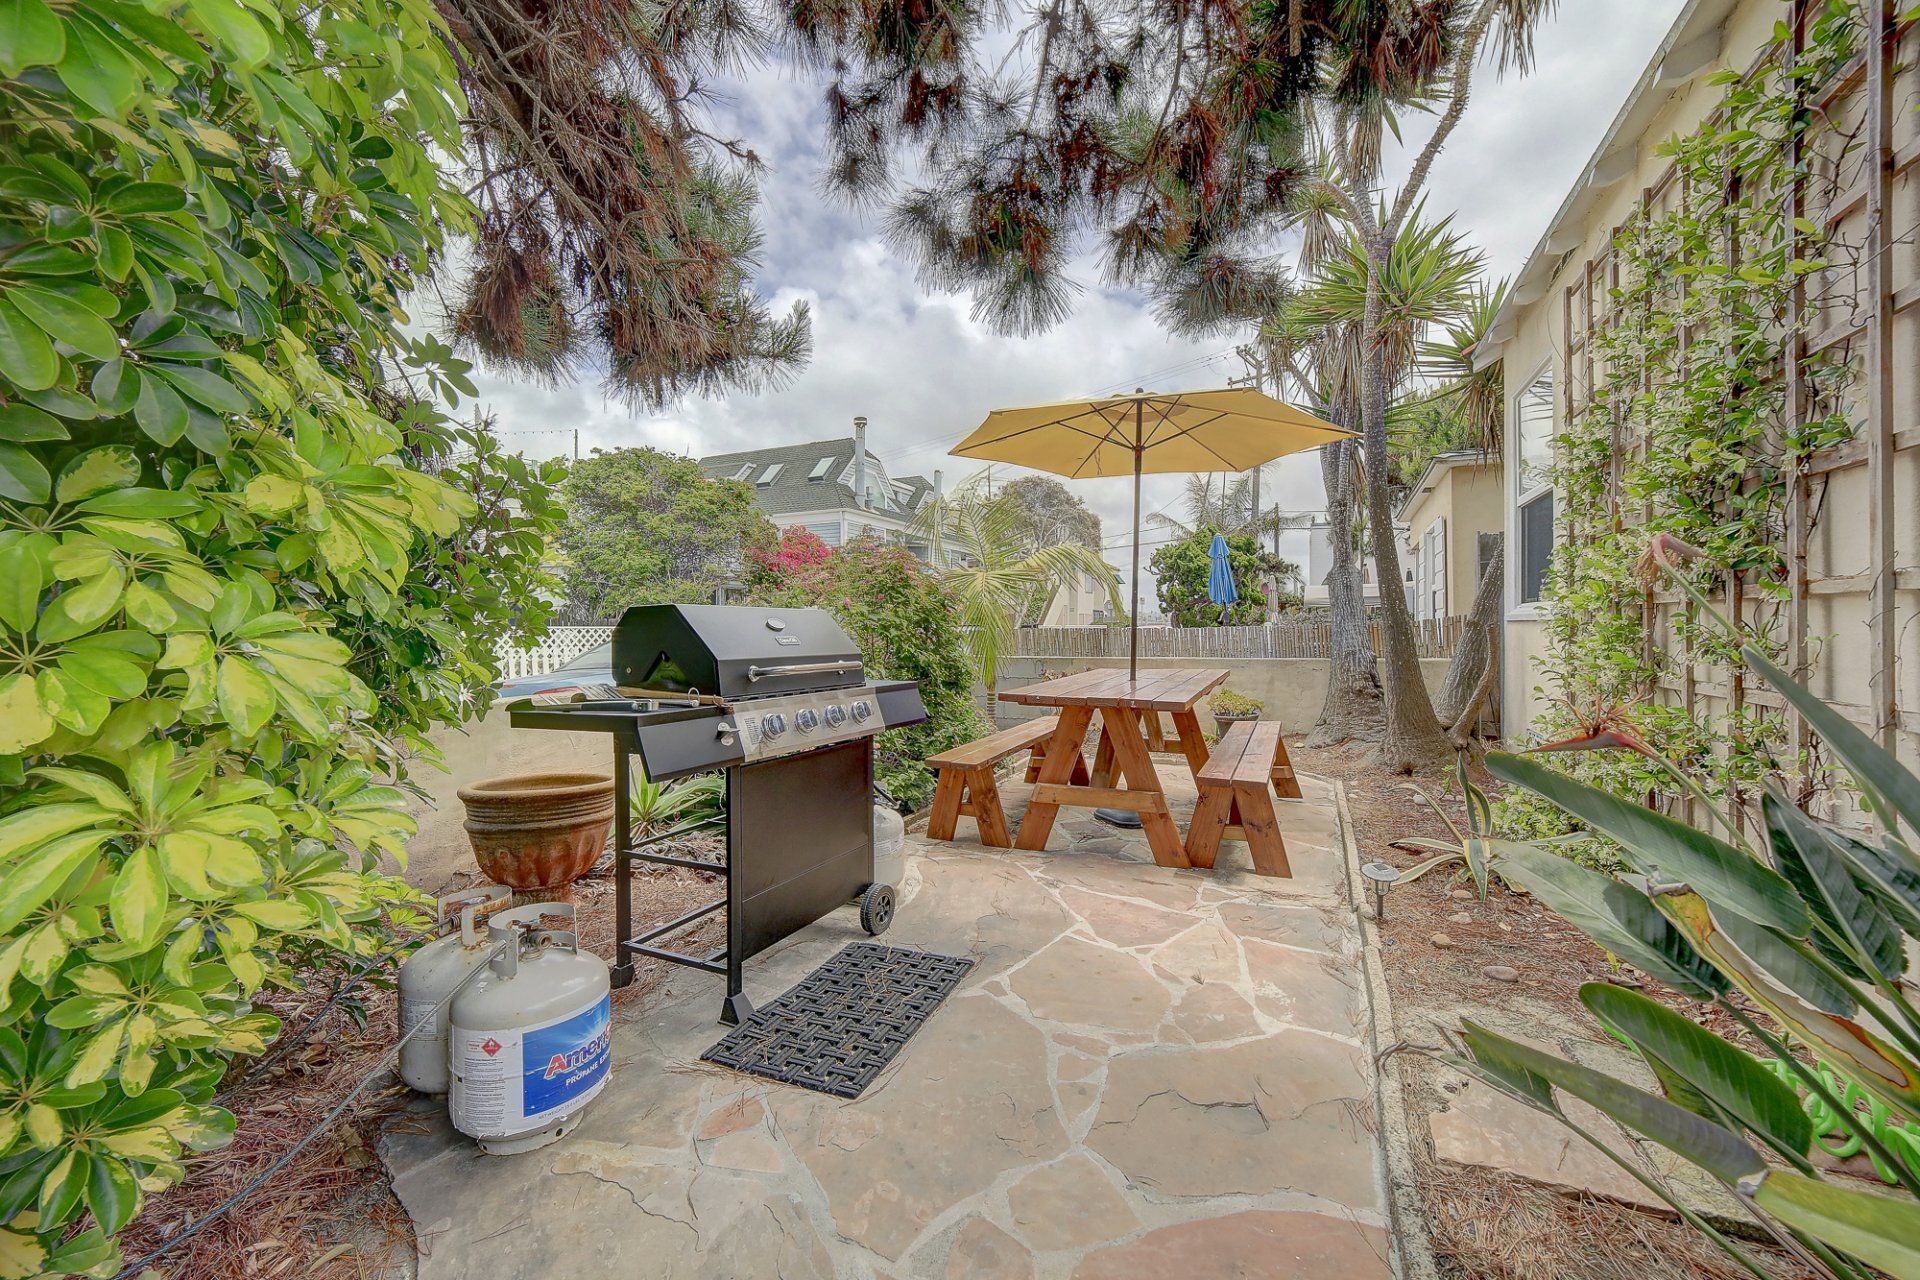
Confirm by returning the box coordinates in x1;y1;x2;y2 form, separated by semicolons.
997;667;1229;868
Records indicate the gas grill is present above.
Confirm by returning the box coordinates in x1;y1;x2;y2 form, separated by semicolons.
508;604;926;1023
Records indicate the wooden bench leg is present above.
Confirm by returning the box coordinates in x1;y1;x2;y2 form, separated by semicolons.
1184;783;1232;869
1270;733;1304;800
1234;781;1293;878
1068;750;1091;786
1089;724;1117;788
928;767;966;842
1015;705;1093;852
967;766;1012;847
1025;744;1045;783
1102;709;1188;869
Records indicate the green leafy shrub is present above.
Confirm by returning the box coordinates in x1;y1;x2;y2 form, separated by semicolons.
747;535;986;811
1149;528;1290;626
1207;688;1263;718
555;446;775;617
0;1;560;1271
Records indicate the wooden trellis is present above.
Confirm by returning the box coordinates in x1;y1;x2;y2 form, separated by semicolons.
1554;1;1919;819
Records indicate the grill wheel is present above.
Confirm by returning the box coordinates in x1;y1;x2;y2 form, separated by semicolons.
860;884;895;936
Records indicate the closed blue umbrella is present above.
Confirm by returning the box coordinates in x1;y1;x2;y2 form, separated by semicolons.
1207;532;1238;613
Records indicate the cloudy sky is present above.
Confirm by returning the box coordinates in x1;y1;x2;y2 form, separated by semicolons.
444;2;1686;582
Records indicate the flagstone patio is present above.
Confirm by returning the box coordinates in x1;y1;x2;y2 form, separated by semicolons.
379;771;1398;1279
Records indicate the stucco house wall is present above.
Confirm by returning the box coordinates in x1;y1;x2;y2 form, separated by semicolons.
1481;0;1920;783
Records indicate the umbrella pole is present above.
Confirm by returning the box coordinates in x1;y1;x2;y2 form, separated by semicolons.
1129;432;1142;685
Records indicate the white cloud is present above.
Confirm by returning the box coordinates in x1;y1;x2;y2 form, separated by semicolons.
448;1;1688;590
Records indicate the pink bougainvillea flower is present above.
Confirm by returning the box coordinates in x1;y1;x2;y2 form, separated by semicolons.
1634;532;1706;586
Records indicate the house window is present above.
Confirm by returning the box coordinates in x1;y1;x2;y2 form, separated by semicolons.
757;463;784;486
1514;363;1555;605
808;455;834;481
732;463;754;480
1417;518;1447;621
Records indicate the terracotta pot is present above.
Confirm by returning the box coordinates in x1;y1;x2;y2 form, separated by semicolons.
458;772;615;905
1212;711;1259;739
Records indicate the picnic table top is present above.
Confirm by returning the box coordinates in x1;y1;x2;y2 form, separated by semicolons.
997;667;1229;713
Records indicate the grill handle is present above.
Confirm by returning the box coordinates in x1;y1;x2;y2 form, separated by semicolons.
745;659;863;683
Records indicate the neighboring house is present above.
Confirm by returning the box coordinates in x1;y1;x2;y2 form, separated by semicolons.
1472;0;1920;768
699;416;938;558
1396;451;1503;623
1303;518;1385;608
1036;568;1122;627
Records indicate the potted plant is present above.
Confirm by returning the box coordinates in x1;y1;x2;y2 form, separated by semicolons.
458;771;616;904
1208;687;1263;738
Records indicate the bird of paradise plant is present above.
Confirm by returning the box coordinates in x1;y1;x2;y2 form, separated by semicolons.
1424;540;1920;1280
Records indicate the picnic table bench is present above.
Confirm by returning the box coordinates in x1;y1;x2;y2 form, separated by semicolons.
925;715;1086;848
1184;719;1297;877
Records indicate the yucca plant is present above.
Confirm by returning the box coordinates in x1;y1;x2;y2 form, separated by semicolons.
1441;544;1920;1279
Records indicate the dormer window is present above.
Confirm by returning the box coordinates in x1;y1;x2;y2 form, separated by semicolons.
808;456;835;481
757;463;784;486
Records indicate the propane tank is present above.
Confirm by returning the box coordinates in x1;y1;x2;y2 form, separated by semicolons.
449;906;612;1155
397;886;510;1094
873;804;906;889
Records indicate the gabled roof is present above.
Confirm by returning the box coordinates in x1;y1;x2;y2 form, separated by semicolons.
700;436;854;485
697;435;933;519
1395;450;1499;520
1472;0;1740;372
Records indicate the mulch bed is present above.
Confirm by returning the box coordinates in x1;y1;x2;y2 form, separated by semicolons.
117;841;724;1280
1316;742;1816;1280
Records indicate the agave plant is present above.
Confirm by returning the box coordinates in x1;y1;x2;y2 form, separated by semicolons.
630;768;725;841
1438;560;1920;1278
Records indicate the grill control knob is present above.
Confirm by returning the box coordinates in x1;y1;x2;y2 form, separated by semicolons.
761;713;786;737
794;708;820;733
823;704;848;728
849;699;873;723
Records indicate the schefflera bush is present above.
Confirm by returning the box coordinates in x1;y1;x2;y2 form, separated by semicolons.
0;1;561;1273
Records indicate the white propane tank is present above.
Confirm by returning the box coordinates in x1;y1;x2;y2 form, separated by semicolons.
873;804;906;888
397;886;510;1094
449;906;612;1156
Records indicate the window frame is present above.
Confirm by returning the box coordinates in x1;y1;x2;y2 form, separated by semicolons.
757;462;785;486
1509;359;1555;618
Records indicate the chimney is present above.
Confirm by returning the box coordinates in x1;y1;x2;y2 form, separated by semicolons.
932;468;943;500
852;415;868;509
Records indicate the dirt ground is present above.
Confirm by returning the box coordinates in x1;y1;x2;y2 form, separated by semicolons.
1317;742;1815;1280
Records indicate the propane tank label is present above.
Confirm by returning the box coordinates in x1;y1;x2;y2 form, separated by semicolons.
451;995;612;1138
397;995;430;1039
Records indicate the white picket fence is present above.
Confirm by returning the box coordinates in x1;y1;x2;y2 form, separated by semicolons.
495;626;613;680
1011;617;1464;661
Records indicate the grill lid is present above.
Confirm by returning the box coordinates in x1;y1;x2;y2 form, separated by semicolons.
613;604;864;699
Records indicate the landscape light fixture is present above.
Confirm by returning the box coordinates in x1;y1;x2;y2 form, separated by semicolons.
1360;861;1402;922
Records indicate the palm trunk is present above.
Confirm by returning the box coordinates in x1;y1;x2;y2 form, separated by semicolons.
1308;426;1383;745
1360;244;1454;772
1435;539;1503;733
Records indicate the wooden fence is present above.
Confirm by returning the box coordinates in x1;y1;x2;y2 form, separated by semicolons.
1009;617;1465;661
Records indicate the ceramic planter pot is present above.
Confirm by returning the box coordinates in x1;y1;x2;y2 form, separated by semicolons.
458;772;615;904
1212;711;1260;739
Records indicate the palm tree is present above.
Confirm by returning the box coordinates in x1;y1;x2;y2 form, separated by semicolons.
912;474;1125;721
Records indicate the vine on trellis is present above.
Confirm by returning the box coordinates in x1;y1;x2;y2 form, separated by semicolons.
1498;3;1862;849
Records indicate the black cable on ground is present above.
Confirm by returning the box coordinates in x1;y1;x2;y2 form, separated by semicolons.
111;936;513;1280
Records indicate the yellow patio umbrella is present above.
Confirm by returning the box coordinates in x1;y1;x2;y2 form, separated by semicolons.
950;387;1352;681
